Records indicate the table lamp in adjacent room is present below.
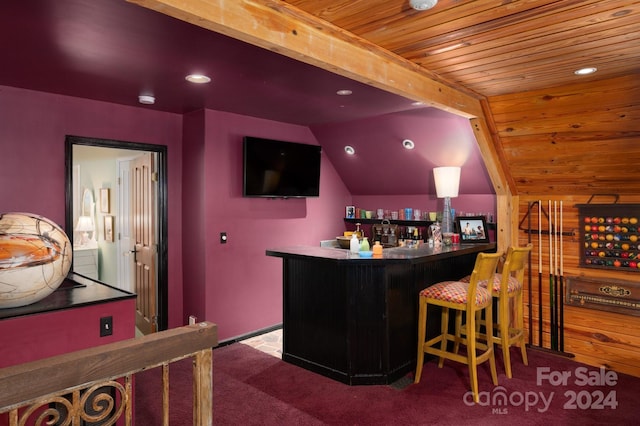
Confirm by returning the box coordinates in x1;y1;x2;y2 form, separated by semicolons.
433;166;460;234
75;215;94;246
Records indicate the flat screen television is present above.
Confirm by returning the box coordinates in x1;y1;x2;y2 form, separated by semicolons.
243;136;322;198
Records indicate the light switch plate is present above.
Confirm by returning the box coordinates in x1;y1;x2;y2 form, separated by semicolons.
100;316;113;337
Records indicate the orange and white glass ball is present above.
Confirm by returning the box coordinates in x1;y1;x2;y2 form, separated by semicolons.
0;212;72;308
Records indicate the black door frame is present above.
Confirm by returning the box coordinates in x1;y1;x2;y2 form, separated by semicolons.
65;135;168;331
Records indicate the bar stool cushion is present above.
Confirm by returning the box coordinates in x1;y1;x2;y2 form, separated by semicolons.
414;252;502;403
459;273;521;293
419;281;491;306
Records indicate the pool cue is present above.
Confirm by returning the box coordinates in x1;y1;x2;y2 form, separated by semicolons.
559;201;565;351
553;201;560;350
549;200;556;350
528;202;533;345
538;200;543;346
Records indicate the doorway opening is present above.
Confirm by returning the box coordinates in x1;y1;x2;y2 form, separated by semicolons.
65;135;168;333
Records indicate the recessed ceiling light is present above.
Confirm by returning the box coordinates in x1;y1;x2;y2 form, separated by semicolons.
138;95;155;105
402;139;415;150
336;89;352;96
344;145;355;155
411;101;425;106
185;74;211;83
574;67;597;76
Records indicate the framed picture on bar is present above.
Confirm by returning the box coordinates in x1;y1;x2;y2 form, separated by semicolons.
455;216;489;243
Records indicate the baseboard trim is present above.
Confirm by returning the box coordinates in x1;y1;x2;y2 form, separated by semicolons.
216;324;283;348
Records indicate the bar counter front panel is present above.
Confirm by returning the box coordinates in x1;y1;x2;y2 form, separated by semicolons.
266;243;497;385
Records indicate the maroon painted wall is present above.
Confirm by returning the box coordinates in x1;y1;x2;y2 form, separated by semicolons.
0;85;185;328
181;110;207;329
0;85;352;343
0;299;135;369
182;109;352;340
1;84;496;344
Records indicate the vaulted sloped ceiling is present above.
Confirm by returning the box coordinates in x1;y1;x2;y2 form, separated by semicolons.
279;0;640;196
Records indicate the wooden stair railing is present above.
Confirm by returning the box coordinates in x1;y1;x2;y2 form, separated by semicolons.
0;321;218;426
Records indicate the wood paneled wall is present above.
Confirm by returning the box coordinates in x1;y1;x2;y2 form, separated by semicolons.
515;195;640;378
489;74;640;196
489;75;640;377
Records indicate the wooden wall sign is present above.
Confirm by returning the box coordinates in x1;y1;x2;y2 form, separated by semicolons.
566;276;640;317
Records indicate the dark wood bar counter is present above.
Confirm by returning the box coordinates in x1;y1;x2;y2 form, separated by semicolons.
267;243;497;385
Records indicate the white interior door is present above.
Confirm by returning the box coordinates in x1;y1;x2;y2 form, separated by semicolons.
117;159;134;293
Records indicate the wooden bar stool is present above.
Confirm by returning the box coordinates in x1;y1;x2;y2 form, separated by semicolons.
414;252;501;403
460;244;533;378
491;244;532;378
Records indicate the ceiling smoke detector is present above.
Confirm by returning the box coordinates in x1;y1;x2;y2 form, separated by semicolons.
138;95;155;105
409;0;438;11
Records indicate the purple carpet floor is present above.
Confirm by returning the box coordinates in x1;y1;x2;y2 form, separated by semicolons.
135;342;640;425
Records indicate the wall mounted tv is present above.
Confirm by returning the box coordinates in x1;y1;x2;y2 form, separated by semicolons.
243;136;322;198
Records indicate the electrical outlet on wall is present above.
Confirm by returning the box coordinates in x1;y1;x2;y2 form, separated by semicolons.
100;316;113;337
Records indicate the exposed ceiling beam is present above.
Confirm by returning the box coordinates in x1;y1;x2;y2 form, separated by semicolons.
128;0;484;118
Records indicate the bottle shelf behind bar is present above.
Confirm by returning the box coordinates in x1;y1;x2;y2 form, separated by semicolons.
344;218;496;229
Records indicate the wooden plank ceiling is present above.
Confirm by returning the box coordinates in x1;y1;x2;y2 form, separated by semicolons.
281;0;640;196
284;0;638;97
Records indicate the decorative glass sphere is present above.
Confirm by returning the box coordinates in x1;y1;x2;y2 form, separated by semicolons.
0;212;72;309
